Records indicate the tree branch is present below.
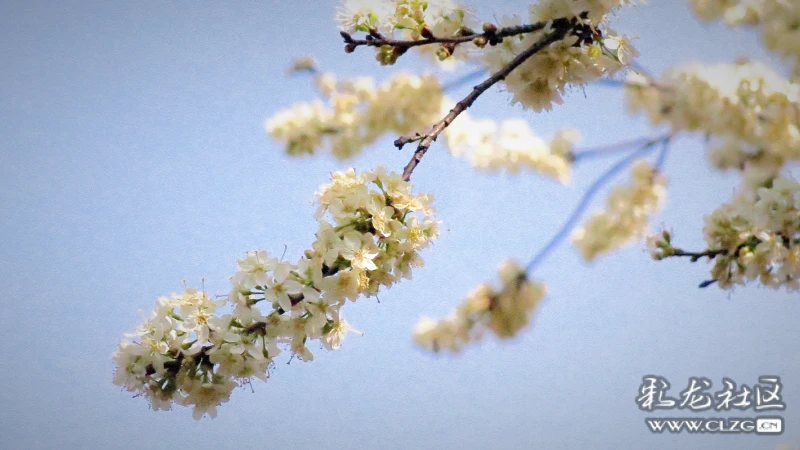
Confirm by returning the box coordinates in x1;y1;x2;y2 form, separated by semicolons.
570;135;668;162
667;248;730;262
660;236;770;263
441;68;487;92
399;25;571;181
593;77;674;92
340;22;548;53
657;236;800;288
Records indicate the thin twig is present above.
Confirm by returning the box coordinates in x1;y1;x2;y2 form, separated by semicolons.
630;60;653;78
667;248;730;262
654;135;672;170
341;22;548;52
660;236;768;263
571;135;666;162
400;25;571;181
593;77;674;91
441;68;487;92
393;133;426;150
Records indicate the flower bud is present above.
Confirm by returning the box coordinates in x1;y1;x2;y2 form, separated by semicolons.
472;36;487;48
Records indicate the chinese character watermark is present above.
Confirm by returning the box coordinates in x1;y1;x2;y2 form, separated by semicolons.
636;375;786;412
637;375;787;436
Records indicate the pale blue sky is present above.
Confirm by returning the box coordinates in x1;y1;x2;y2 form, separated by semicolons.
0;1;797;449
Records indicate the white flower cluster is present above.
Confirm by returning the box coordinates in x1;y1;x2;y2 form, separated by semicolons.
481;5;637;112
338;0;474;64
112;289;237;419
572;159;667;262
266;72;443;159
690;0;800;73
338;0;469;37
444;110;578;183
530;0;638;24
625;61;800;171
113;167;439;418
699;174;798;290
414;260;547;354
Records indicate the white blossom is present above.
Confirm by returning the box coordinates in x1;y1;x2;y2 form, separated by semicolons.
481;10;635;112
414;260;547;354
113;167;439;418
266;72;442;160
690;0;800;74
444;107;578;183
701;173;800;290
573;160;667;261
625;61;800;171
336;0;395;34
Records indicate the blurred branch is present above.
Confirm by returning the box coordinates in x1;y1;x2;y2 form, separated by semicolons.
571;135;670;162
653;135;672;170
593;77;674;91
441;68;487;92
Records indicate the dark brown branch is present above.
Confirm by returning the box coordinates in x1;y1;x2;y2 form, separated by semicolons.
660;235;799;288
400;24;570;181
393;133;426;150
698;279;718;289
662;237;763;263
668;248;731;262
245;321;267;335
341;22;548;52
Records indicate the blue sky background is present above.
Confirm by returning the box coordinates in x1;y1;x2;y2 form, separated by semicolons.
0;1;798;449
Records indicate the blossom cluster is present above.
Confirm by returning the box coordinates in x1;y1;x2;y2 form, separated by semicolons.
444;110;578;183
338;0;470;38
481;5;637;112
625;61;800;171
112;289;238;419
338;0;475;65
266;72;443;160
336;0;637;110
572;159;667;262
414;260;547;353
113;167;439;418
651;173;800;290
530;0;638;24
690;0;800;74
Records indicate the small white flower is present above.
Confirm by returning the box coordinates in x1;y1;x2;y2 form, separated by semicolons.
340;231;380;271
265;263;304;312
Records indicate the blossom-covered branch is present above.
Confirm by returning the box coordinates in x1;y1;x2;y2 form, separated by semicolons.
648;174;800;290
415;260;547;353
113;168;439;418
341;21;547;48
341;21;548;54
691;0;800;74
116;0;800;421
625;61;800;172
